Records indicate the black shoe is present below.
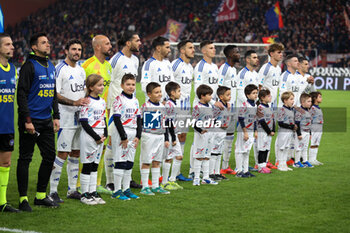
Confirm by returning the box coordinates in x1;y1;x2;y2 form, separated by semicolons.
49;192;64;203
130;180;142;189
236;171;249;178
216;174;228;180
34;196;60;208
245;171;256;177
19;200;32;212
209;174;221;181
105;183;115;192
67;190;81;200
1;203;21;213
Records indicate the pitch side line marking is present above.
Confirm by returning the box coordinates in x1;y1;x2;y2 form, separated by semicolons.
0;227;41;233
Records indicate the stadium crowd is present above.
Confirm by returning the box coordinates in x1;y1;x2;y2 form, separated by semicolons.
5;0;350;66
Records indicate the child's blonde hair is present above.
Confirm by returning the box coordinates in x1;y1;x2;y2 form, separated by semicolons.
85;74;103;97
281;91;294;103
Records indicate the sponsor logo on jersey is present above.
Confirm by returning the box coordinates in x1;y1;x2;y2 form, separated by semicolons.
181;77;191;84
209;77;218;84
231;80;237;88
0;80;5;85
71;83;85;92
61;142;67;149
159;75;171;83
11;76;16;85
272;80;279;86
143;110;162;129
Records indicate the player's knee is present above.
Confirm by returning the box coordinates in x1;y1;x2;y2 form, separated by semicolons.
58;152;69;160
0;161;11;167
152;161;160;167
175;156;183;160
70;150;80;158
165;159;172;163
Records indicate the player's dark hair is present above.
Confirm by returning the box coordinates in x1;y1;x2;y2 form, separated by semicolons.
146;82;161;94
65;39;83;51
300;93;311;105
152;36;169;49
284;54;298;63
281;91;294;103
217;85;230;98
30;32;47;47
298;56;308;63
200;40;213;49
244;84;258;97
118;31;138;48
165;81;180;97
85;74;104;97
177;40;193;51
310;91;322;105
196;84;213;99
257;88;271;105
268;43;284;57
0;33;11;46
244;50;256;59
223;45;237;58
121;73;136;84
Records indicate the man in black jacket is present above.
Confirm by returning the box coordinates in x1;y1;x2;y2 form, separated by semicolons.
16;32;60;212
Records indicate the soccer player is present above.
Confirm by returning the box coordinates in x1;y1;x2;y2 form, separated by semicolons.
295;57;316;106
309;91;324;166
110;74;141;200
218;45;240;175
236;50;259;108
0;33;20;212
276;91;297;171
79;74;107;205
140;82;170;195
17;33;60;211
106;31;142;190
210;86;231;181
294;93;313;168
192;84;218;186
235;84;258;178
258;43;283;169
49;39;88;203
161;82;185;190
141;36;174;101
256;89;275;173
81;34;112;194
170;40;195;181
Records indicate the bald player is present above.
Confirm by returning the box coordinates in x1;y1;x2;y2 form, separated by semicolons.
81;35;113;194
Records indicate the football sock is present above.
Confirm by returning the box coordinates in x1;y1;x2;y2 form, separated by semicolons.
189;144;194;174
209;155;217;175
242;152;249;173
0;166;10;205
162;162;171;185
235;152;243;173
193;159;202;180
215;155;222;174
19;196;28;203
123;169;132;191
309;147;318;162
170;159;181;182
222;135;234;169
151;167;160;189
67;156;79;192
141;168;150;188
301;149;308;162
89;171;97;193
49;156;64;194
202;159;209;180
113;168;124;192
274;141;279;164
295;150;301;163
104;145;114;185
35;192;46;200
180;142;185;155
253;140;258;166
80;173;90;194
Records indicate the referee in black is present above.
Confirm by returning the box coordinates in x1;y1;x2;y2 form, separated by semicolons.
16;33;60;211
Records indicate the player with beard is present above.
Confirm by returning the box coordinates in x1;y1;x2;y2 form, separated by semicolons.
106;31;142;190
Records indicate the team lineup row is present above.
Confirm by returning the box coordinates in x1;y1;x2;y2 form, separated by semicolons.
0;31;323;212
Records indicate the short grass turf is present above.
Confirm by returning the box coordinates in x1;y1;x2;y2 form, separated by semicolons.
1;86;350;233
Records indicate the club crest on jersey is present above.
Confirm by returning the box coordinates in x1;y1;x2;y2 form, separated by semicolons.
143;110;162;129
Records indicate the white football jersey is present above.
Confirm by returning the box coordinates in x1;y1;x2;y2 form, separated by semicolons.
110;92;140;132
141;57;174;100
294;72;316;106
218;62;237;107
258;62;281;104
80;96;106;129
237;67;258;107
55;61;86;128
278;70;299;107
108;51;139;109
171;58;193;100
194;59;219;101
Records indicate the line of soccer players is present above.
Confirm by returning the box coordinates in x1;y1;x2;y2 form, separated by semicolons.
0;32;324;211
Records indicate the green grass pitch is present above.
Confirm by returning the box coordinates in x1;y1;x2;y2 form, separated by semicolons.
1;84;350;233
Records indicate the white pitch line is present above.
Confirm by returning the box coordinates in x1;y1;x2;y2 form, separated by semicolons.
0;227;41;233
